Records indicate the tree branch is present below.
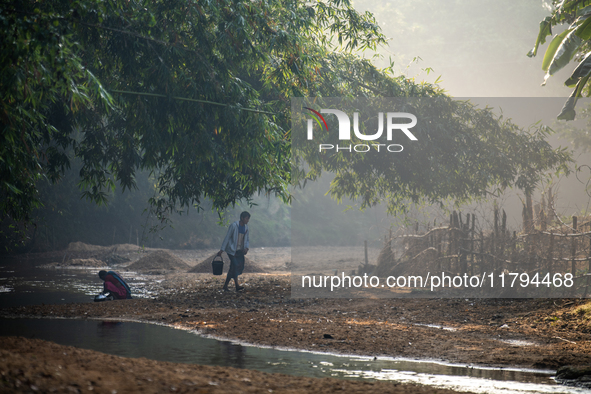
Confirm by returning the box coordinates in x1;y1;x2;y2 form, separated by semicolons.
110;90;275;115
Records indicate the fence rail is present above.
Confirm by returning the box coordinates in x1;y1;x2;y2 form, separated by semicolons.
375;208;591;293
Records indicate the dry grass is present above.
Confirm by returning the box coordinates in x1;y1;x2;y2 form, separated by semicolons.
573;301;591;319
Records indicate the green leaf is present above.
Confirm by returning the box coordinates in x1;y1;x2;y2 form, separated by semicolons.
557;96;577;121
543;30;582;85
574;14;591;40
542;29;572;72
577;5;591;17
561;0;591;15
565;51;591;87
558;75;590;120
527;17;553;58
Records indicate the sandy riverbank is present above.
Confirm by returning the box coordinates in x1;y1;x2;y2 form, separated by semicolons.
2;246;591;392
0;335;470;394
4;273;591;369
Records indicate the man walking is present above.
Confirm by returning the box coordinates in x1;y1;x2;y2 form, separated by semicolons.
217;211;250;292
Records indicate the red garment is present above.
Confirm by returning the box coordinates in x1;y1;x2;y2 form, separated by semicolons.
104;274;128;299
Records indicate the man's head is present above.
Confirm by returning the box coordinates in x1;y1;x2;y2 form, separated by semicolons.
240;211;251;225
98;270;107;280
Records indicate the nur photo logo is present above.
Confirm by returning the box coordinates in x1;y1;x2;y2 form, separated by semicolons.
304;107;418;153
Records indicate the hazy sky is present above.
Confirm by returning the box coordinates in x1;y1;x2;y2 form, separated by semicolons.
353;0;574;98
324;1;591;228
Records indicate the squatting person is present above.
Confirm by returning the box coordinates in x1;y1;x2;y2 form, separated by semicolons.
98;270;132;299
217;211;250;292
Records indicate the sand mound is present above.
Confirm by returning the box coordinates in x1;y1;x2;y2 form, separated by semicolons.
66;242;140;255
40;258;107;268
67;242;111;253
127;250;190;272
110;244;141;254
375;244;396;276
189;253;266;274
63;242;136;266
65;258;107;267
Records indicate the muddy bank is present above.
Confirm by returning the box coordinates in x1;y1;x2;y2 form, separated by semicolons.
2;244;591;393
0;336;464;394
3;274;591;370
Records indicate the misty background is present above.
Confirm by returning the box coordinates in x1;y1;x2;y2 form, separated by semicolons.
10;0;591;252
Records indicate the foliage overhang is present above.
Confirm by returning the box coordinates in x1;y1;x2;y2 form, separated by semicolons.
528;0;591;120
0;0;571;233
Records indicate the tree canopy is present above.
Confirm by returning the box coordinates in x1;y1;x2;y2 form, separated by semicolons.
1;0;572;236
2;0;387;224
528;0;591;120
292;97;571;215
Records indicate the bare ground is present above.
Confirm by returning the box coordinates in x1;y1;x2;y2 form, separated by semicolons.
1;245;591;393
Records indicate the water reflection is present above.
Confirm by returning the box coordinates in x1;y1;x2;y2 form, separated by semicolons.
0;263;151;308
0;260;589;394
220;340;246;369
0;318;588;394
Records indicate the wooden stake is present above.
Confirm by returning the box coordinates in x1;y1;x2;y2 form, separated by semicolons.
548;231;554;273
572;216;578;276
470;213;475;275
494;204;499;238
480;231;485;272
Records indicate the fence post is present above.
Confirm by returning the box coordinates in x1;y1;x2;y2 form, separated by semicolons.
491;229;496;274
572;216;578;276
480;230;485;272
494;205;499;238
547;186;553;227
500;209;507;272
586;232;591;297
470;213;476;276
548;231;554;273
437;231;442;272
460;214;468;274
448;214;454;266
453;211;460;271
525;192;534;233
523;192;534;270
511;231;517;267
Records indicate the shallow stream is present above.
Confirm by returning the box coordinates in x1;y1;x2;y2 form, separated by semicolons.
0;261;152;308
0;317;587;394
0;263;590;394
